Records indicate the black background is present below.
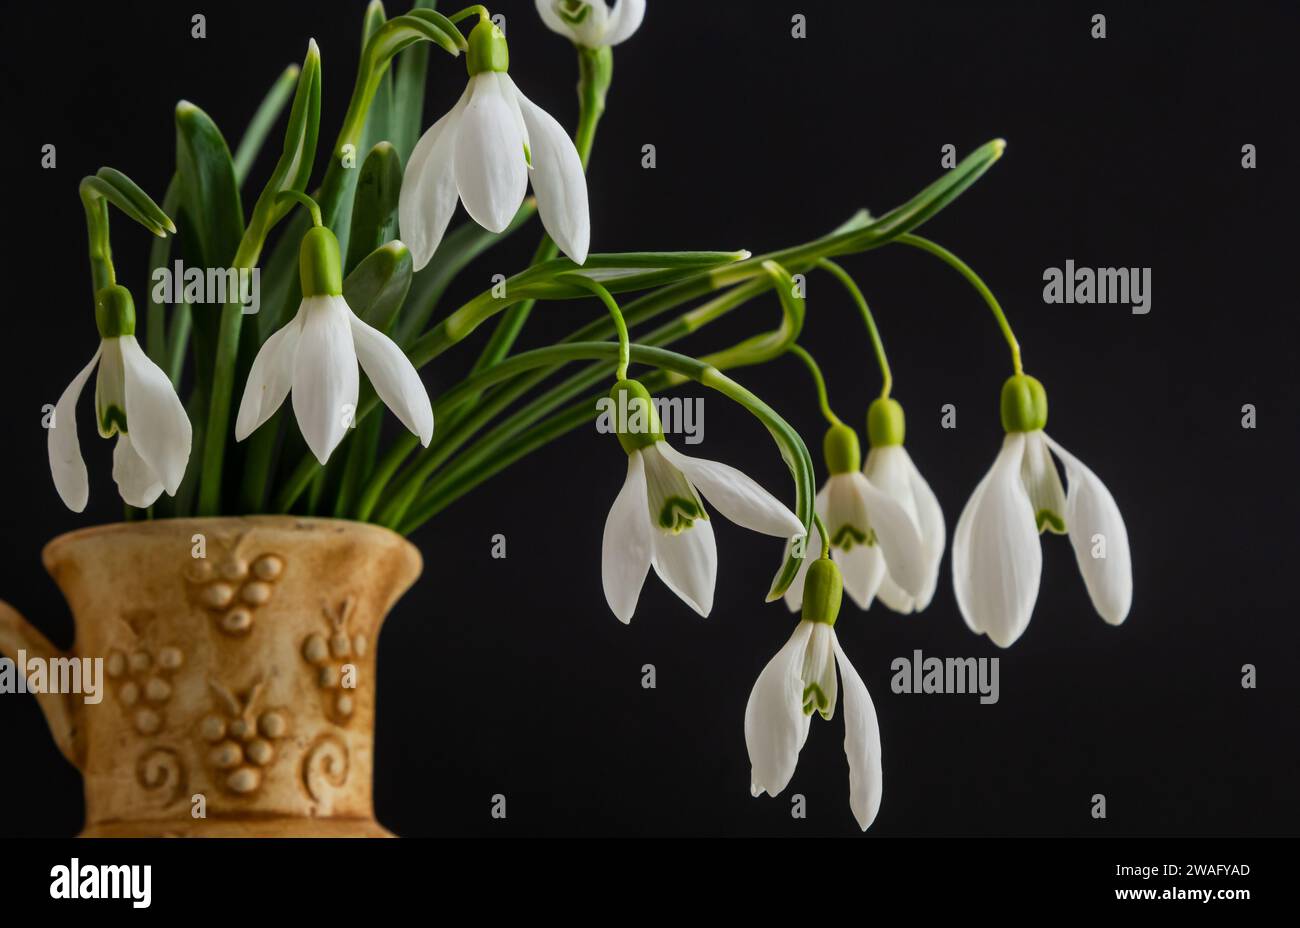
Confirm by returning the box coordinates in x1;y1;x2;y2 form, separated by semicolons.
1;0;1297;839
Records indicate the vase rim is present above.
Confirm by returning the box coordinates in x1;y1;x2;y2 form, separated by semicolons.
41;515;417;570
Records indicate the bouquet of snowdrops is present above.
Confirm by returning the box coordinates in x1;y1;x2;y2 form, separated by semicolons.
46;0;1131;830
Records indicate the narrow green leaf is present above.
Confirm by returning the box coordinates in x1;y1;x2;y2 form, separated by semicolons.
345;142;403;273
233;64;302;186
390;0;439;163
360;2;394;157
344;240;414;331
174;100;245;266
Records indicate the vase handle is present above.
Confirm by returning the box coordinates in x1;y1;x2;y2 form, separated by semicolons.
0;599;84;769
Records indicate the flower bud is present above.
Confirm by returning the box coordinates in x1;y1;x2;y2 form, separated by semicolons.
1000;374;1048;433
299;226;343;298
801;557;843;626
466;18;509;76
94;285;136;338
866;397;905;447
823;423;861;474
609;378;663;454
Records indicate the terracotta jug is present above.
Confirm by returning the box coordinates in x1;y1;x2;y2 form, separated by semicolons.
0;516;420;837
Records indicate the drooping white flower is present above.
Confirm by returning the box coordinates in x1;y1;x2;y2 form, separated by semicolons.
746;558;883;831
601;380;803;621
952;375;1132;647
236;227;433;465
399;18;589;271
535;0;646;48
861;398;945;613
48;285;191;511
783;421;927;613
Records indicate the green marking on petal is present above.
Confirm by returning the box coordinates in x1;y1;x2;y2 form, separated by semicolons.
831;523;869;550
1036;508;1067;535
98;405;127;438
558;1;592;26
803;683;831;719
658;495;705;533
523;141;532;168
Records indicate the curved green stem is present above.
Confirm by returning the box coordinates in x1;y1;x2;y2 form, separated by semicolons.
275;190;323;227
813;513;830;559
788;344;842;429
896;232;1022;375
816;258;892;398
557;275;631;379
396;341;816;601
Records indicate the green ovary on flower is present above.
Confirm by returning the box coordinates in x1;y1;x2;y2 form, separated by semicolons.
298;226;343;298
94;285;136;339
823;423;861;474
1000;374;1048;433
866;397;906;447
466;18;509;76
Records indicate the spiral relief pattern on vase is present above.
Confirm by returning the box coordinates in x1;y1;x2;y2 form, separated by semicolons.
136;746;187;806
302;733;350;803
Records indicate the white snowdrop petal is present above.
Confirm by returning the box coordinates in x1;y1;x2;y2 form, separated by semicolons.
235;308;301;442
119;335;191;495
601;451;653;623
834;636;883;831
655;442;804;539
851;471;928;598
111;433;165;508
399;88;469;271
1043;433;1133;625
454;73;528;233
952;433;1042;648
650;517;717;617
291;296;359;465
47;347;101;513
509;77;590;263
349;310;434;446
745;620;815;798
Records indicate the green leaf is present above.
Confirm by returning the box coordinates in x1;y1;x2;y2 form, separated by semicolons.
396;205;536;345
345;142;403;274
174;100;244;266
256;40;322;230
80;169;174;239
390;0;439;163
359;2;395;157
233;63;302;186
344;240;413;332
511;250;752;299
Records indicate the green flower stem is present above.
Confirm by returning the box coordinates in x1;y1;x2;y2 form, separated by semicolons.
816;258;892;399
278;142;1007;514
896;232;1022;375
354;276;774;522
789;344;843;428
394;341;815;600
376;277;630;528
559;275;630;379
464;44;612;397
447;4;490;25
813;513;830;558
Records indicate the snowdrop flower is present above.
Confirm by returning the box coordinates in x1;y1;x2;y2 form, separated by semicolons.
783;418;927;614
746;556;883;831
601;379;804;621
399;17;589;271
861;398;946;613
535;0;645;48
952;374;1132;647
235;225;433;465
48;285;191;511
